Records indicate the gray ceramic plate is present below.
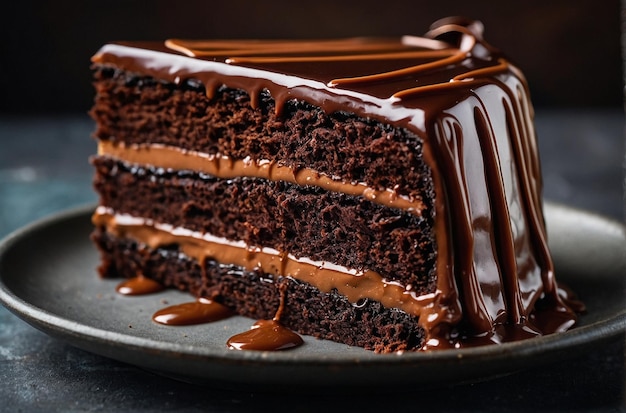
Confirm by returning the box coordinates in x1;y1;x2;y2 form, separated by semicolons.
0;203;624;389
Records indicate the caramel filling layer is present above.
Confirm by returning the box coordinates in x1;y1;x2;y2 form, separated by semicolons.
94;207;457;329
97;141;425;215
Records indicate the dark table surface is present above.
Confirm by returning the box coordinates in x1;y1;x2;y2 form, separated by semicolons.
0;109;624;412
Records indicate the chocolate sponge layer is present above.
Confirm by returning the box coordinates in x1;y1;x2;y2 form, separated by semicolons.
92;228;425;353
93;157;437;292
90;65;435;203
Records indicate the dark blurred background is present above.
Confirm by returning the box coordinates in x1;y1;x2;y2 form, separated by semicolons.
0;0;622;115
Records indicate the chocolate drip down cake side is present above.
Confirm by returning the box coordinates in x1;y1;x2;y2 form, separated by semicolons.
89;17;581;353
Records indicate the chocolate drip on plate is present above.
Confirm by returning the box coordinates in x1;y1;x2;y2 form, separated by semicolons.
116;276;164;295
152;298;233;325
226;319;304;351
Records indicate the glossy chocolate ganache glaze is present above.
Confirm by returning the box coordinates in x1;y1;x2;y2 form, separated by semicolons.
91;17;581;351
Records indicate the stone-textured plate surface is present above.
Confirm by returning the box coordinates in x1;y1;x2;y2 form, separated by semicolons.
0;203;624;389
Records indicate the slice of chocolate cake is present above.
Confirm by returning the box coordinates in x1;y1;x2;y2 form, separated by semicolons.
89;17;579;353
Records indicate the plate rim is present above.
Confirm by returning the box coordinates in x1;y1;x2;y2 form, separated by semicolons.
0;203;624;383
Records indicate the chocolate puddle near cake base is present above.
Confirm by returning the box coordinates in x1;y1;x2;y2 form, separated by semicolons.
226;283;304;351
113;279;304;351
114;269;305;351
152;297;233;325
116;275;164;295
226;319;304;351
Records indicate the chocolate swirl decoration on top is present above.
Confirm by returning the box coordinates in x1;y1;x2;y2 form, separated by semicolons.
91;17;579;348
162;17;511;105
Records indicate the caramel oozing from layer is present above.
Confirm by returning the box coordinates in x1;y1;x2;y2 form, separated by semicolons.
93;208;457;330
97;141;426;215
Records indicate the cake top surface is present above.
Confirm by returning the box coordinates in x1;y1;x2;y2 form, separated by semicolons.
92;17;516;137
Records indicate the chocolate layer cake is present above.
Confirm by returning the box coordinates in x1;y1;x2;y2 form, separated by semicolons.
90;17;578;352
